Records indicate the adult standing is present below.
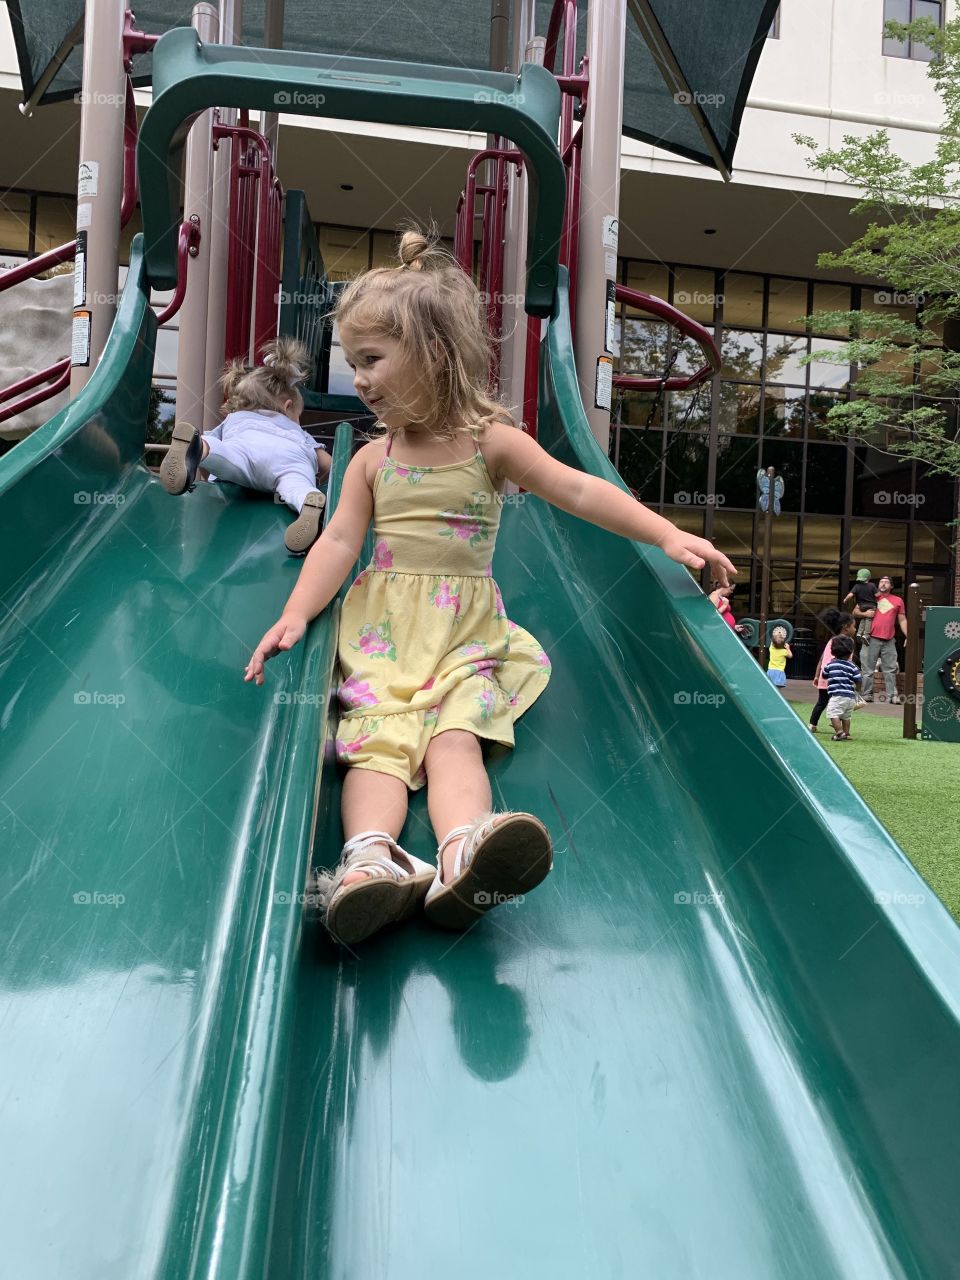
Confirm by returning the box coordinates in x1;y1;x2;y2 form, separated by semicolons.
860;575;908;703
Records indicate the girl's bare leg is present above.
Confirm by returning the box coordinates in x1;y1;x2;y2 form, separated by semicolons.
423;729;493;882
340;767;409;886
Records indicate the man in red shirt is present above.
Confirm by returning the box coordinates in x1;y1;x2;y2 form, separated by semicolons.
860;575;908;702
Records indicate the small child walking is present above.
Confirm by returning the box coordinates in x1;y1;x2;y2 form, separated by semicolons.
822;635;862;741
159;337;332;554
765;626;792;691
243;229;736;946
809;607;856;733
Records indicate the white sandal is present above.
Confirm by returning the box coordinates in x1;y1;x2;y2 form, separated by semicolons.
424;810;553;931
314;830;436;945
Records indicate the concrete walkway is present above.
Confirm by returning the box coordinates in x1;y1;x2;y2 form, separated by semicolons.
783;679;909;719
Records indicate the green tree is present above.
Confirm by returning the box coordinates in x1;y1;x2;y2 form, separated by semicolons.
794;13;960;483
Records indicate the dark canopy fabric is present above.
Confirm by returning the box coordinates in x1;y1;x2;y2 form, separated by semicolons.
7;0;779;175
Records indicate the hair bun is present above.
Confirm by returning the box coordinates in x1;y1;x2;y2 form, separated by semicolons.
259;336;311;385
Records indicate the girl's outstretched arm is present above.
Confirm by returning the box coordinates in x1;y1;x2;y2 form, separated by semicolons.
487;423;737;585
244;447;375;684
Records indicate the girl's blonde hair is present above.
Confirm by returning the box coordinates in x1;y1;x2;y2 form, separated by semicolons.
333;226;515;439
221;337;311;417
771;626;788;646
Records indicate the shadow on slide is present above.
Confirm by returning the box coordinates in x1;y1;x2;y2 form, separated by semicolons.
2;251;959;1280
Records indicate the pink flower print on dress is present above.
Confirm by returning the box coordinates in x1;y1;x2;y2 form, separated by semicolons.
384;458;423;485
335;730;372;760
372;538;393;570
429;578;461;615
420;675;437;692
470;659;500;678
351;619;397;662
439;496;490;547
350;569;369;589
424;702;441;728
493;583;507;620
460;642;486;658
476;688;496;721
535;649;551;669
339;674;379;711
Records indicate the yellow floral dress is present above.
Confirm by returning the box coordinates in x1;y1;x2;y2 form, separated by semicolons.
335;434;551;790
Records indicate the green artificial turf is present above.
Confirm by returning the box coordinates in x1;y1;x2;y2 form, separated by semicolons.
789;701;960;921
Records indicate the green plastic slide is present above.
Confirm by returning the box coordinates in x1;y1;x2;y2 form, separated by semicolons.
2;251;960;1280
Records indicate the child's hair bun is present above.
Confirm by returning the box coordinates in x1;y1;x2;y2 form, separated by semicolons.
260;336;311;386
771;626;788;645
396;225;453;274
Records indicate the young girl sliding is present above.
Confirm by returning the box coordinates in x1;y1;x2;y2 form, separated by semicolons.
160;337;332;554
243;230;737;946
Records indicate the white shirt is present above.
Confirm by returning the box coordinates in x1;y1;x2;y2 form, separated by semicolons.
209;409;324;464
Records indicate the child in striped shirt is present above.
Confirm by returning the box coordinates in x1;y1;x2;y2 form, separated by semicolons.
822;635;862;741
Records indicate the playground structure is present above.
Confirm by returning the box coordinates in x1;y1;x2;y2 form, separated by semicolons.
2;2;960;1277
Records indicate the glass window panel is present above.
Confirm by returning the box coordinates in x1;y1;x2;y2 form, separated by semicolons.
714;436;761;508
760;514;799;559
762;386;805;438
800;515;842;565
813;283;852;336
719;382;761;436
371;229;398;268
808;338;851;390
846;519;907;570
625;260;669;300
35;196;75;254
767;278;809;333
769;562;798;618
617;390;664;428
721;328;764;381
919;307;944;342
721;272;764;327
666;386;712;432
672;267;718;324
851;445;915;516
615;427;663;503
806;390;844;440
153;326;179;378
758;439;803;507
883;0;910;55
672;329;715;379
661;505;705;537
911;572;950;604
664;433;710;506
913;1;940;60
0;192;31;253
798;561;843;623
318;225;370;280
765;334;809;385
910;522;952;565
620;317;670;377
914;464;956;522
712;510;757;562
859;286;917;334
804;442;848;514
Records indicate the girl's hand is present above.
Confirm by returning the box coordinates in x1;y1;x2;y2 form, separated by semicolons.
243;612;308;685
659;532;737;586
